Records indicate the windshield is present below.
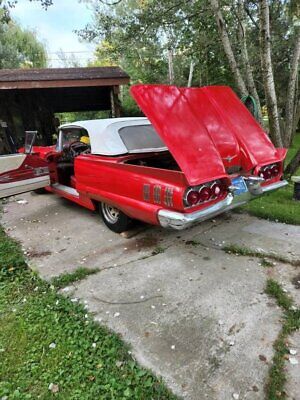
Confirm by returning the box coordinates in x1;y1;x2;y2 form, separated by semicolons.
118;125;166;153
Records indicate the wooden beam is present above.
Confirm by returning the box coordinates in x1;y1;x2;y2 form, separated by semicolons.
0;77;130;90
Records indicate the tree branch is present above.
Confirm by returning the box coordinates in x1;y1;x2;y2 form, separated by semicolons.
244;2;259;29
209;0;248;96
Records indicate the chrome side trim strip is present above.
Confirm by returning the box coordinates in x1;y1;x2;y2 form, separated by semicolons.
153;185;161;204
51;183;80;198
0;176;50;199
143;184;150;201
164;187;173;207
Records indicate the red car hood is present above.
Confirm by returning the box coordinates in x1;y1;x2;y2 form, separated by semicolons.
131;84;286;186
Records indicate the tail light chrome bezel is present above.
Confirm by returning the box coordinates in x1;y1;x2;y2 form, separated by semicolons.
259;163;281;181
184;179;229;208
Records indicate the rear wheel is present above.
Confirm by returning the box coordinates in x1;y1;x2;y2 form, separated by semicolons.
99;202;133;233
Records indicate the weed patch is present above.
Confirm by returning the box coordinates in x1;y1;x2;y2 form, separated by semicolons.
223;244;300;267
151;246;165;256
51;267;100;289
265;279;300;399
185;240;201;246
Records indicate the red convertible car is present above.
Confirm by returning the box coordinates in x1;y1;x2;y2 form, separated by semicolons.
0;85;287;232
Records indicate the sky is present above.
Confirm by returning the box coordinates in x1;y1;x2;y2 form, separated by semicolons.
10;0;97;67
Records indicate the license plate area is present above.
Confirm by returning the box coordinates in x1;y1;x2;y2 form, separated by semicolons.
231;176;248;195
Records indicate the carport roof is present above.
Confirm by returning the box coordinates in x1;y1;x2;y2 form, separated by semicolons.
0;66;130;89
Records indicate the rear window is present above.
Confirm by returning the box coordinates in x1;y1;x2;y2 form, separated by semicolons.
118;125;166;152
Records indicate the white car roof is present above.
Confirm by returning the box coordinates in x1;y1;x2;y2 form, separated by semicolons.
59;117;167;156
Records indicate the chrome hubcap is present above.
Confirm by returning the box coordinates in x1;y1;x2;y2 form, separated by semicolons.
101;203;120;224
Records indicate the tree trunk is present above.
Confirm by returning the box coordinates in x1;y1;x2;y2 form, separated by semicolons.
285;148;300;177
168;48;174;84
283;29;300;146
292;99;300;137
258;0;283;147
237;0;263;124
188;60;195;87
209;0;248;96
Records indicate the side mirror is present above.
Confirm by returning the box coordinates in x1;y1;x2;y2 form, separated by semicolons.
24;131;37;154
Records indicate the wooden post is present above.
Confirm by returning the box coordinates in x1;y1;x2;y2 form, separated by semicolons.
110;86;122;118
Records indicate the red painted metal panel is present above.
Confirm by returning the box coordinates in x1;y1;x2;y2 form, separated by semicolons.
0;154;48;183
180;87;242;169
196;86;284;166
75;155;187;218
130;85;227;186
131;84;287;179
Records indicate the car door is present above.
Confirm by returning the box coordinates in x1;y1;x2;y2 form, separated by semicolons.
0;131;50;199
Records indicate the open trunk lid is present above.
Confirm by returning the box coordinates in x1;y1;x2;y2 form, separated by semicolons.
131;85;227;186
131;84;285;186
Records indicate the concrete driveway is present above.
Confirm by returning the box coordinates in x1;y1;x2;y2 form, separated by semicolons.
2;192;300;399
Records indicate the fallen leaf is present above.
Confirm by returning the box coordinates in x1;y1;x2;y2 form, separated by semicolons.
48;383;59;393
289;357;299;365
259;355;267;362
289;349;297;355
17;200;28;205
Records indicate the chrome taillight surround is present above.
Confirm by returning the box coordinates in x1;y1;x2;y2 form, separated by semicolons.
184;179;228;208
259;163;281;181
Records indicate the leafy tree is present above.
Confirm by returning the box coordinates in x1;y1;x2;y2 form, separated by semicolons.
0;1;47;68
80;0;300;172
0;20;47;68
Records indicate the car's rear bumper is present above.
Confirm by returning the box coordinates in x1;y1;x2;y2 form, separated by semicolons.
157;180;288;230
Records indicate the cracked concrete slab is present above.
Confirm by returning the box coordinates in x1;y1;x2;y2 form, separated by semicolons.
71;246;281;399
197;213;300;262
286;331;300;400
1;192;300;399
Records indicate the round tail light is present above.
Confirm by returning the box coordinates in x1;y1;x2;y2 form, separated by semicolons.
219;183;229;197
211;183;221;198
271;165;279;177
260;168;272;180
186;190;200;206
199;186;212;202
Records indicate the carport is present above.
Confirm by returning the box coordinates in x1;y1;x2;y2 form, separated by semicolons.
0;66;130;150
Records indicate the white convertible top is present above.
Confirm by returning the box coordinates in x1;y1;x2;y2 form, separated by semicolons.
59;117;167;156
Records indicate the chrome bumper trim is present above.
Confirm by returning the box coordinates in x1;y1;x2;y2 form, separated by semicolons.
261;180;288;193
157;180;288;230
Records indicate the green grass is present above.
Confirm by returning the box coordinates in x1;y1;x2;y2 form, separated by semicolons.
0;228;177;400
242;134;300;225
151;246;165;256
285;133;300;169
51;267;100;289
223;244;300;267
265;279;300;399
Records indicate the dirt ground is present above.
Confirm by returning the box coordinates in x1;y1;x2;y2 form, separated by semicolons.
2;192;300;400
